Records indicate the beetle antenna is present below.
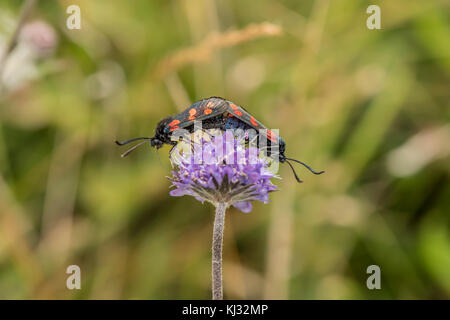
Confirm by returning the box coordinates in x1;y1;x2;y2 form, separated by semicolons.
285;157;325;175
285;159;303;183
115;137;151;146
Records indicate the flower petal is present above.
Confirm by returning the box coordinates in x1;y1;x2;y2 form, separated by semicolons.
169;188;188;197
233;201;253;213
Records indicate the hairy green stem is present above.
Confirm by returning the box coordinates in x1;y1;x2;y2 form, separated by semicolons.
212;202;227;300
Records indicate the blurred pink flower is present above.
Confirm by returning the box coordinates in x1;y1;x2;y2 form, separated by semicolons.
20;20;58;57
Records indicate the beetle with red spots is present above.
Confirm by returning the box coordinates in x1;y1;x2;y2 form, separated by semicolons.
116;96;324;182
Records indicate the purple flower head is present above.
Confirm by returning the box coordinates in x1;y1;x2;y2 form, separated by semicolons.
168;132;279;213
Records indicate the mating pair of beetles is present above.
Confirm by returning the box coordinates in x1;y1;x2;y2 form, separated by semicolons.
116;96;324;182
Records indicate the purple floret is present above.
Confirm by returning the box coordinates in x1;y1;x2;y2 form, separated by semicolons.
168;133;278;213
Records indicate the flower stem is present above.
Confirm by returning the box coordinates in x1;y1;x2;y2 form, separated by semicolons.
212;202;227;300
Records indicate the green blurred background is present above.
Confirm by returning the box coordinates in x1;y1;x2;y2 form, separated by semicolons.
0;0;449;299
